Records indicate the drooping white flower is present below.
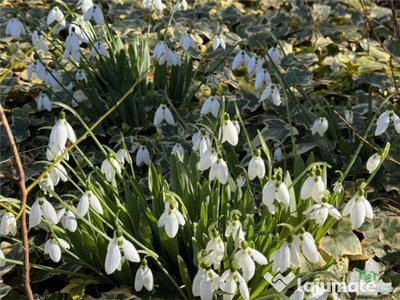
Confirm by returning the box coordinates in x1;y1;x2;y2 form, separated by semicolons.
154;104;174;125
63;29;81;62
48;112;76;155
235;241;268;281
76;69;87;83
271;85;281;106
47;7;66;27
77;0;93;13
105;231;140;274
142;0;163;11
201;95;220;118
135;259;154;291
232;49;250;70
237;174;246;188
179;32;196;51
254;68;272;90
300;168;325;202
248;149;265;180
117;149;132;165
157;199;185;238
259;84;272;102
270;237;300;273
192;130;211;156
204;230;225;269
273;147;283;162
262;173;290;213
209;155;229;184
32;30;48;51
0;212;17;236
220;113;238;146
56;207;77;232
39;172;54;196
46;68;62;88
44;237;70;263
343;191;373;229
159;48;181;66
366;152;382;174
91;41;108;57
171;0;187;11
225;216;245;242
101;154;122;182
192;263;221;300
213;35;226;50
28;59;47;82
172;143;185;158
332;180;343;193
375;108;400;135
69;18;91;43
292;230;319;264
310;117;329;137
220;266;249;300
152;41;167;60
77;189;103;216
84;4;104;24
247;54;264;74
136;145;150;166
303;200;341;225
29;196;58;227
345;109;353;124
48;162;68;186
265;47;279;67
199;144;218;171
36;93;51;111
5;18;26;38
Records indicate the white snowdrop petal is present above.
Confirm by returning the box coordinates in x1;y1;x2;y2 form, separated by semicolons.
105;238;121;274
41;200;58;225
122;238;140;262
48;241;62;262
351;198;366;228
301;232;319;263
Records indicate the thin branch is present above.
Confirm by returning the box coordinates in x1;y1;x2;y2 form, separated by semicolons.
0;104;33;300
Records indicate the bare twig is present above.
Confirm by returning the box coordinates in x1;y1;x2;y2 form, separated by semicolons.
0;104;33;300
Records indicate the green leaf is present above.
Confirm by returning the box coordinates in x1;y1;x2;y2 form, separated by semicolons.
178;256;194;300
284;67;312;87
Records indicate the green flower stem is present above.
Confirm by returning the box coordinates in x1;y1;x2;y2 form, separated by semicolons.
233;100;254;157
323;135;342;168
281;82;298;158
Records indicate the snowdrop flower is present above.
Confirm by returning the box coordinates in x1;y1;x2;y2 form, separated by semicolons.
201;94;220;118
69;18;91;44
91;41;108;57
262;172;290;214
46;68;62;88
220;264;249;300
248;149;265;180
77;189;103;216
48;111;76;155
135;258;154;291
235;241;268;281
204;229;225;269
136;145;150;166
76;69;87;83
255;67;272;90
157;199;185;238
292;229;319;264
63;28;81;62
5;18;26;38
220;113;239;146
192;130;211;156
192;262;220;300
142;0;163;11
172;143;185;158
39;171;54;196
117;148;131;165
237;174;246;188
29;196;58;227
32;30;48;51
213;34;226;50
232;116;240;134
265;47;279;67
210;155;229;184
300;168;325;202
199;144;218;171
310;117;329;137
0;249;5;267
56;207;77;232
332;180;343;193
77;0;93;13
366;152;382;174
270;235;299;273
345;109;353;124
343;190;373;229
273;147;283;162
44;237;70;263
101;154;122;182
47;7;66;27
271;85;281;106
232;45;250;70
171;0;187;11
154;104;174;125
159;48;181;66
259;84;272;102
225;215;244;242
152;40;167;60
84;4;104;24
179;32;196;51
28;59;46;82
105;229;140;274
247;52;264;74
375;104;400;135
0;212;17;236
48;161;67;186
303;197;341;225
